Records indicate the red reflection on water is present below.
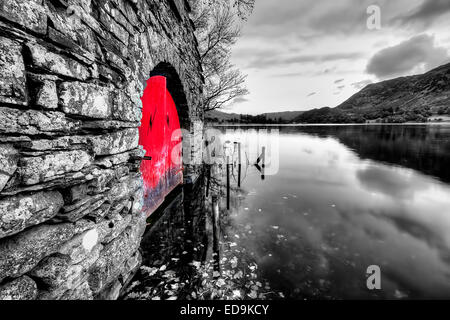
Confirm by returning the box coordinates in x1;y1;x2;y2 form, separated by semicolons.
139;76;182;211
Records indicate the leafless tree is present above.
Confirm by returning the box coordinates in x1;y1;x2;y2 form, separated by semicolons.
232;0;255;20
192;0;255;112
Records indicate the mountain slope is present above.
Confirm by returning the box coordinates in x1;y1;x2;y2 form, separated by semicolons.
295;63;450;123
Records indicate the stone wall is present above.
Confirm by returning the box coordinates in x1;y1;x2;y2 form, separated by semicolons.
0;0;204;300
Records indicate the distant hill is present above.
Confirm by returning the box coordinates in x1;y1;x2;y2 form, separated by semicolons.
262;111;305;122
206;110;242;122
295;62;450;123
206;110;304;124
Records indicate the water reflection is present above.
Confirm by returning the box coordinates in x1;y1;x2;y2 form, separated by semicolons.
127;124;450;300
216;124;450;299
124;171;277;300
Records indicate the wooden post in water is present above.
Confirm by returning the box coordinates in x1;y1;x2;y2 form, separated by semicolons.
261;146;265;180
238;143;242;188
206;165;211;197
255;146;266;180
211;195;220;275
226;155;230;210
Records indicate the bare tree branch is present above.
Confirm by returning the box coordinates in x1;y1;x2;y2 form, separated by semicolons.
192;0;255;112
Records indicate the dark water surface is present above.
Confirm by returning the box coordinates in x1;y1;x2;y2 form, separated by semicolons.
127;124;450;300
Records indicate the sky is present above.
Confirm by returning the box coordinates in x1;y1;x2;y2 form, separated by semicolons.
228;0;450;114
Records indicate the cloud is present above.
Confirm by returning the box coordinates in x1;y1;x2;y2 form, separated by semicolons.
322;68;336;74
273;71;305;78
366;34;450;79
233;47;280;62
357;165;429;199
232;97;249;104
246;52;364;69
245;0;411;39
396;0;450;28
229;0;450;114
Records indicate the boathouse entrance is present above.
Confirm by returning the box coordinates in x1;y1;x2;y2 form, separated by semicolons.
139;63;190;215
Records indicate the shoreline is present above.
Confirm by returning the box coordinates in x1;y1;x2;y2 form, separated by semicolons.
207;122;450;127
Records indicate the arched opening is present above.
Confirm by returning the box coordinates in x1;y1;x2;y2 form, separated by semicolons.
150;62;190;130
139;63;190;215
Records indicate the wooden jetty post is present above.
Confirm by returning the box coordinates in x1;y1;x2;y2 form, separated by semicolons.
238;142;242;188
255;146;266;180
206;165;211;198
212;195;220;275
226;155;231;210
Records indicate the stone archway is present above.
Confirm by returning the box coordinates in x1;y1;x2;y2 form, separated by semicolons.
149;62;191;130
139;63;190;215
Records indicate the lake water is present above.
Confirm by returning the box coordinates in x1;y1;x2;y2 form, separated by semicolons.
126;124;450;300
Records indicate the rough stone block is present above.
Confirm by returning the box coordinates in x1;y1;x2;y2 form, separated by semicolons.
96;280;122;300
105;51;130;76
20;150;92;185
45;1;100;58
37;81;58;109
0;107;81;135
57;194;105;222
99;7;129;45
95;152;131;169
28;74;59;109
90;128;139;156
109;174;142;203
98;32;128;59
30;255;72;288
63;183;90;204
88;203;112;221
31;246;101;299
81;120;139;130
27;43;89;80
86;168;115;194
59;82;112;119
0;219;94;281
0;144;18;192
112;91;142;122
0;276;38;300
97;213;132;244
131;186;144;215
0;191;64;239
88;227;143;293
20;136;89;152
58;228;101;264
0;37;27;105
60;281;93;300
0;0;47;34
122;0;139;27
89;213;145;293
